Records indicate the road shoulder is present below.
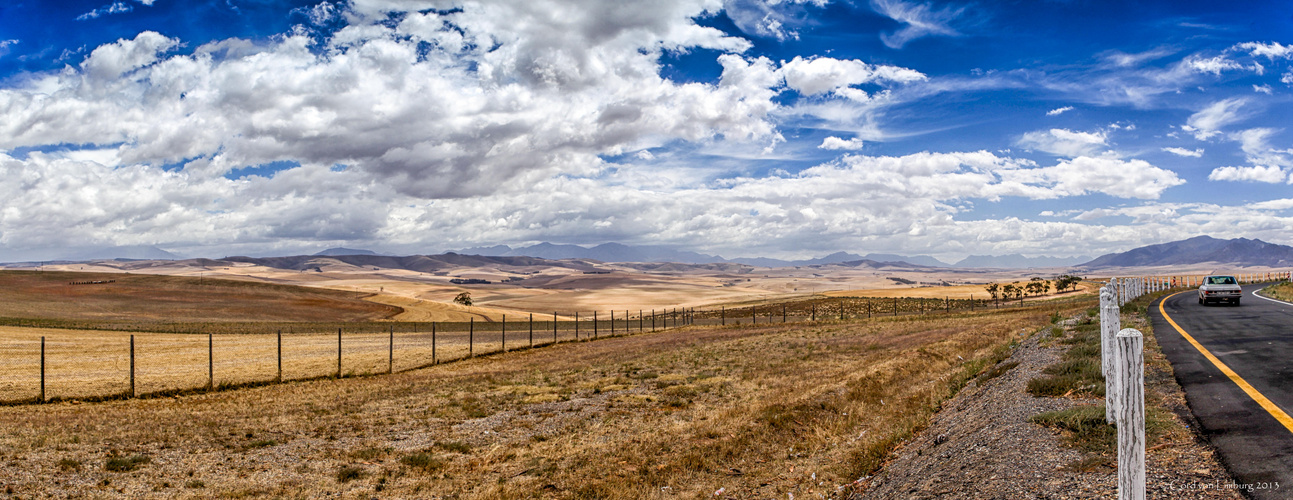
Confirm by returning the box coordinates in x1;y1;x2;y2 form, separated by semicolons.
859;306;1240;499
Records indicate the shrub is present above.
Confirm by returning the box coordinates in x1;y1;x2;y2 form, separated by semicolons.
104;454;150;472
335;465;364;483
400;453;444;472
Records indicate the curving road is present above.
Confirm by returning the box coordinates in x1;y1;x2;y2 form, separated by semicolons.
1151;284;1293;499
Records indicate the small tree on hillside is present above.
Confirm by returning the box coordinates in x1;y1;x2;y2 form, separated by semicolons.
453;292;472;307
985;283;1000;300
1001;283;1017;300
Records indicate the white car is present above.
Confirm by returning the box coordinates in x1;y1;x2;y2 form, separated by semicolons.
1198;275;1242;306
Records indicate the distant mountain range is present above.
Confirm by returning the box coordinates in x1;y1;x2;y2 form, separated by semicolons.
315;247;379;256
1079;236;1293;268
455;243;1093;269
456;243;951;268
60;245;180;261
955;254;1093;269
7;236;1288;270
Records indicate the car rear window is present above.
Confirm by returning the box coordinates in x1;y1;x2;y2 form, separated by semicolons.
1207;276;1237;285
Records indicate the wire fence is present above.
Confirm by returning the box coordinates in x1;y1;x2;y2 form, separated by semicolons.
1;289;1093;405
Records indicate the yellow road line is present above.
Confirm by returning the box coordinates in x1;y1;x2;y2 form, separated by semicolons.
1158;292;1293;434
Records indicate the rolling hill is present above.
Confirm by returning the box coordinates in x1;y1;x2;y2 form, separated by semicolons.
1080;236;1293;268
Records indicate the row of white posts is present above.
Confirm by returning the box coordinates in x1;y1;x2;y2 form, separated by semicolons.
1100;283;1143;500
1099;270;1291;500
1108;272;1293;306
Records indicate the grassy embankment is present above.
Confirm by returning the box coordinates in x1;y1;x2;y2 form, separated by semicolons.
0;299;1088;498
1257;281;1293;302
1028;290;1201;471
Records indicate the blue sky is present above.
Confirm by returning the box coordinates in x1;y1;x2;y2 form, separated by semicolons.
1;0;1292;262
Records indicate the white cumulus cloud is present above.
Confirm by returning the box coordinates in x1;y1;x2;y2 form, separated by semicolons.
1046;106;1073;116
1162;147;1203;157
818;136;865;150
1208;165;1288;183
1016;129;1108;158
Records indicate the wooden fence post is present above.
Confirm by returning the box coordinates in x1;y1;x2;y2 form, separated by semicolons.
639;310;643;332
1116;328;1145;500
651;309;655;331
469;318;474;357
721;306;725;326
337;328;342;378
277;330;282;382
553;312;558;343
1101;288;1120;424
610;310;614;335
529;313;534;348
40;336;46;403
502;315;506;352
208;333;214;390
752;305;756;324
389;325;394;374
575;312;579;340
812;304;816;321
432;322;437;364
130;335;136;398
893;297;898;316
594;311;599;339
783;304;786;322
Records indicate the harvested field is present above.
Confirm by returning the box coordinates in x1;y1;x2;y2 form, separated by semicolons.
0;319;639;403
823;281;1098;300
0;302;1088;498
0;270;399;324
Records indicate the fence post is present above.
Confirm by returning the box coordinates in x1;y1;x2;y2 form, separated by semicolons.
812;304;816;321
594;311;599;338
639;310;643;332
470;318;474;356
610;310;614;335
530;313;534;348
40;336;46;403
783;304;787;322
432;322;437;364
277;330;282;383
130;335;136;398
553;312;558;343
1101;288;1120;424
337;328;342;378
840;299;844;321
502;315;506;352
893;297;898;316
389;325;394;374
1116;328;1146;500
208;333;214;390
575;312;579;340
752;305;756;324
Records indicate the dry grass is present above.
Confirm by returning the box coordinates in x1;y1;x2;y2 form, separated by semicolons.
1258;282;1293;302
0;323;600;403
0;302;1085;498
0;270;398;324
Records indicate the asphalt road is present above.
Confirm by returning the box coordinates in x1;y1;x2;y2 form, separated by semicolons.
1151;284;1293;499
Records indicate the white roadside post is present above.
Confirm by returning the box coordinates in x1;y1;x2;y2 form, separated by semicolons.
1115;328;1146;500
1102;288;1121;424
